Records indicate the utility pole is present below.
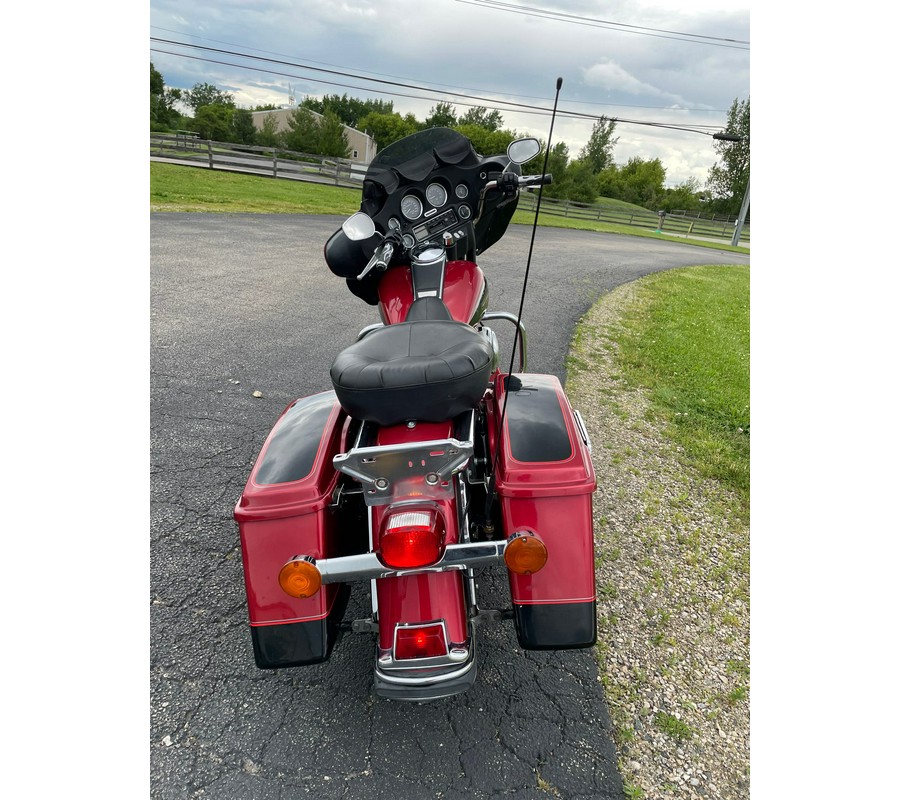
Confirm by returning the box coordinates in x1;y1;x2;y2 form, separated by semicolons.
731;174;750;247
712;132;749;248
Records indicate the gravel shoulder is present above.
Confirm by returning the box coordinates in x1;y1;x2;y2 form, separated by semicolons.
566;280;750;800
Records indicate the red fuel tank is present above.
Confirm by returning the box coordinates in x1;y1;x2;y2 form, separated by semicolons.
377;260;488;324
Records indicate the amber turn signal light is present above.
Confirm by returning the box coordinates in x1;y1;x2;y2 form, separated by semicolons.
278;557;322;598
504;531;548;575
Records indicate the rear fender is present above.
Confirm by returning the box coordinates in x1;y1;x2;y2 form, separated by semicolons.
368;421;472;669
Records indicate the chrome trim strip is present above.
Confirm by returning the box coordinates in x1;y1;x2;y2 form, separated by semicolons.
573;409;592;453
315;540;508;585
374;654;475;686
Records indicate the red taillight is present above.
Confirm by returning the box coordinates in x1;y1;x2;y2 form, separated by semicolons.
395;624;448;660
379;508;444;569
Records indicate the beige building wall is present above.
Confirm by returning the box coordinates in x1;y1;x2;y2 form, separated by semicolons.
250;108;377;164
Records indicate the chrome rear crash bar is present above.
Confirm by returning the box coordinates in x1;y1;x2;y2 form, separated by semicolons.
314;540;508;585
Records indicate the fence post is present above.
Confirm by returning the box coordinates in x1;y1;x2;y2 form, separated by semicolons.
272;150;277;178
207;141;214;169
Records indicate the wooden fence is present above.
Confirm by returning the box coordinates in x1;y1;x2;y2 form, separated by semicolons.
149;132;365;189
516;192;749;243
150;132;748;243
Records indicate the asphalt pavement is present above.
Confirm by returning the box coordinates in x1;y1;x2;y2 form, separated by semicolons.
150;213;749;799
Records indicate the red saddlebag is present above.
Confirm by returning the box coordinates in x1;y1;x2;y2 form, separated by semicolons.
493;374;597;649
234;391;352;668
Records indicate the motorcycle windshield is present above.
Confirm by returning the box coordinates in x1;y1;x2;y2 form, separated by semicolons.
364;128;480;192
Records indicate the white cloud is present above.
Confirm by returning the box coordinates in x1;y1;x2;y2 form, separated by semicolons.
149;0;749;185
582;60;665;98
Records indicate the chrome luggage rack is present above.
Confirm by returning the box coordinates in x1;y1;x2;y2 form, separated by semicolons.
333;411;476;506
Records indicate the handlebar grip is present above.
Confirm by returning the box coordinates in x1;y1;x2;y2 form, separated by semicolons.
520;173;552;186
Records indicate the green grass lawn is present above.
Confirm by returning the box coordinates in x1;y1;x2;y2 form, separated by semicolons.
150;162;749;254
612;265;750;517
150;162;360;215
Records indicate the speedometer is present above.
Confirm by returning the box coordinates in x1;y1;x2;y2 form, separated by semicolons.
400;194;423;220
425;183;448;208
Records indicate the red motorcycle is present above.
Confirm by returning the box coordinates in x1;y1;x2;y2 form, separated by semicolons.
235;124;597;701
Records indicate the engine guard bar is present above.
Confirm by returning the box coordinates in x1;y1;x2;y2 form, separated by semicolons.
313;540;508;585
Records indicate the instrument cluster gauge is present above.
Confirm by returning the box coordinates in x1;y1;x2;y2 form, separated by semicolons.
455;184;469;199
458;204;472;220
401;233;416;250
426;183;448;208
387;217;401;231
400;194;423;221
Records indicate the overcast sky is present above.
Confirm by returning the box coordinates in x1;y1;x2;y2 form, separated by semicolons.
149;0;749;187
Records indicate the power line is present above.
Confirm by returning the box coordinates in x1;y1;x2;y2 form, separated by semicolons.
150;25;727;115
455;0;750;49
151;38;726;137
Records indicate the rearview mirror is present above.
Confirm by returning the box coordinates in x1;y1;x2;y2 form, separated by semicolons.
342;212;378;241
507;138;541;165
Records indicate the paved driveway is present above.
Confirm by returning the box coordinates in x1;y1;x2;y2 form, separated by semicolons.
150;213;749;799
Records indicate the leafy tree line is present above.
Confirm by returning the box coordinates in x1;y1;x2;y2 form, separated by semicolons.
151;64;749;216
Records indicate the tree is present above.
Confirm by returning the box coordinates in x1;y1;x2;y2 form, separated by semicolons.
316;110;352;158
151;62;164;96
566;159;599;204
192;104;235;141
706;97;750;216
283;107;321;153
617;157;666;207
185;82;235;113
458;106;503;132
520;141;570;199
150;63;182;130
302;94;394;129
659;177;704;213
232;108;256;145
357;111;422;149
257;115;281;148
425;102;458;129
453;124;516;158
580;117;619;173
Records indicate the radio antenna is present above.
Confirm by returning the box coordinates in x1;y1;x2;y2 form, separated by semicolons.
483;77;563;522
506;75;562;378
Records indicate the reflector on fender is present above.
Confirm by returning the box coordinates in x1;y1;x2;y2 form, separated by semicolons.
278;557;322;598
504;530;548;575
379;507;445;569
395;623;448;660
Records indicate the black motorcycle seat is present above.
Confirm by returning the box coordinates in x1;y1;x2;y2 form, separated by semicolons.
330;320;494;426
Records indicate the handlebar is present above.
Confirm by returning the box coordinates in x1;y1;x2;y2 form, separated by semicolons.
356;231;404;280
483;172;552;194
356;241;394;280
519;173;553;187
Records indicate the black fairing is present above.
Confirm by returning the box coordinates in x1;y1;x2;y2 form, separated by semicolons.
350;129;519;254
